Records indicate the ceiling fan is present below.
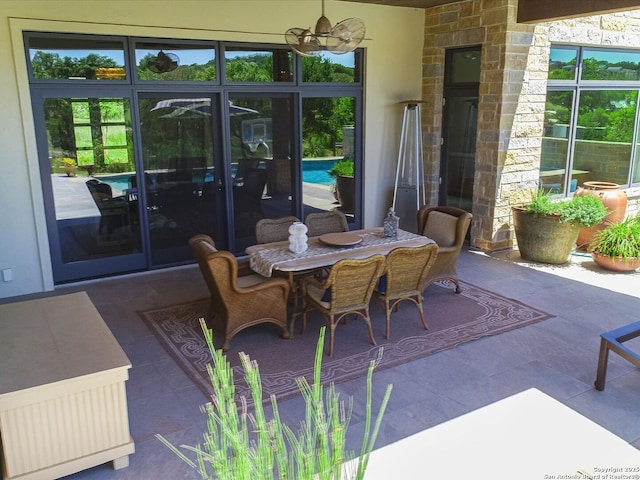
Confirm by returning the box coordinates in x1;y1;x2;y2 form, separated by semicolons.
285;0;366;57
147;50;180;73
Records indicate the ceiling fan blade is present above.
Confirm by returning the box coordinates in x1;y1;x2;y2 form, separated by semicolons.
285;28;322;57
326;18;365;54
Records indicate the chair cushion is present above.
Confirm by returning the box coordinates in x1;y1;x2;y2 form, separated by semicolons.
321;286;332;302
376;274;387;294
237;274;267;288
309;283;331;308
422;211;458;247
201;242;217;254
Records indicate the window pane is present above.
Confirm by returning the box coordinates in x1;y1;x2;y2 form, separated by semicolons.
549;46;578;81
302;97;356;219
28;36;126;80
541;91;574;193
138;95;218;264
228;96;294;251
225;48;292;82
574;89;636;185
135;42;216;81
44;97;140;264
581;49;640;81
449;48;480;84
302;51;357;83
633;147;640;184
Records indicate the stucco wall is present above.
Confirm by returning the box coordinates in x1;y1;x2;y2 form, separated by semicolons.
0;0;425;299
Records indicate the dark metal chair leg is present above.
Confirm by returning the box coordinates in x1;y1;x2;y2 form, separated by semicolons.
594;338;610;391
594;320;640;392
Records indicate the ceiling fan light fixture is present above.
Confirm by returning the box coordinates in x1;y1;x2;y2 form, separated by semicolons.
285;0;365;56
315;15;332;36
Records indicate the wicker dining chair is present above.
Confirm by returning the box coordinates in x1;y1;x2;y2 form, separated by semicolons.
417;206;472;294
304;210;349;237
255;216;300;244
188;234;290;350
300;254;386;357
373;243;439;339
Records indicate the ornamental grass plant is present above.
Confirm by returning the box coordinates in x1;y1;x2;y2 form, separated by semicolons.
157;321;392;480
589;215;640;260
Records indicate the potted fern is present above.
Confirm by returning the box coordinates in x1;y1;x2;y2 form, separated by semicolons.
157;322;392;479
589;215;640;272
512;190;608;264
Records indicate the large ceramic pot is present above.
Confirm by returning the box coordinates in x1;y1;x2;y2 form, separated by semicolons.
335;175;355;214
574;181;627;248
512;207;581;264
592;252;640;272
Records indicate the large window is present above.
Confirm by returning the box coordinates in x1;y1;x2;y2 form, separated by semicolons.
26;32;364;283
543;46;640;194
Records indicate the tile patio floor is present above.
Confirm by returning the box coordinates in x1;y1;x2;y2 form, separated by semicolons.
2;248;639;479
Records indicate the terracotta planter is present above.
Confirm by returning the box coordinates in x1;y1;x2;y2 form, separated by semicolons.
574;181;627;248
512;207;581;264
592;252;640;272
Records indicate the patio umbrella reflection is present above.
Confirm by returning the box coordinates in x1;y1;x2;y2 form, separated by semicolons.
150;99;258;118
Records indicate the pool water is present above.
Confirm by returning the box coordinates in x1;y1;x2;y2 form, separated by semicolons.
97;159;337;194
302;159;337;185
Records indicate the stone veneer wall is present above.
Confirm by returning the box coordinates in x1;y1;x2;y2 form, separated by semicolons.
421;0;640;250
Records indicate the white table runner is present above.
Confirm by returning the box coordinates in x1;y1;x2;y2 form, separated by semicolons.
249;228;430;277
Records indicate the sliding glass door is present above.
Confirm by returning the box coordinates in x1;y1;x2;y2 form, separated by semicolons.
26;33;363;284
137;94;221;265
34;92;146;283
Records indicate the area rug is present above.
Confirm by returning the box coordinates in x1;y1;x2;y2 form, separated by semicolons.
139;281;553;403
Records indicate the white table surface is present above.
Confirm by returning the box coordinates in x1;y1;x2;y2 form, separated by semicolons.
361;388;640;479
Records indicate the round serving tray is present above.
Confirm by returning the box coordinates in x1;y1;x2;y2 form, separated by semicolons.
318;233;363;247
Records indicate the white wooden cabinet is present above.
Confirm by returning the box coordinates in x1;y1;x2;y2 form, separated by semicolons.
0;292;134;480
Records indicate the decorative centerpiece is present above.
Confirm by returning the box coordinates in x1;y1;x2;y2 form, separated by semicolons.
288;221;308;253
383;208;399;238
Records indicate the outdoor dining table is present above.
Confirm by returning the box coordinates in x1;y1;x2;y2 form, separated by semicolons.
245;227;434;330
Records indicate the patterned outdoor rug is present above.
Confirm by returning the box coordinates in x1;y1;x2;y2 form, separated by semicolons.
139;281;553;403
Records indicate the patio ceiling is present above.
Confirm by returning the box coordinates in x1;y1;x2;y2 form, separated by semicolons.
337;0;640;23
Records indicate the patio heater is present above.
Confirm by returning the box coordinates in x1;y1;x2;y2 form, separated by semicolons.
391;100;426;233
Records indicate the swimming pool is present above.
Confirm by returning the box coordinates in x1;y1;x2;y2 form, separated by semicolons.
302;159;337;185
96;159;338;194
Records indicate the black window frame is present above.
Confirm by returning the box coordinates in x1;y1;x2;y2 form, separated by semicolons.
546;44;640;191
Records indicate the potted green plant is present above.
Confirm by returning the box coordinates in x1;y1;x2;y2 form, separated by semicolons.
60;157;77;177
589;215;640;272
158;322;392;479
512;190;608;264
329;158;355;214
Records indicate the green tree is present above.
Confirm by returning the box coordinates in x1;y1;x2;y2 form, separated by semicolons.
225;54;273;82
31;51;119;79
